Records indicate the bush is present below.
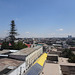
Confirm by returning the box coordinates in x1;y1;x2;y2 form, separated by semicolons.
2;41;27;50
62;49;74;58
68;55;75;63
14;41;27;50
1;42;9;49
62;49;75;63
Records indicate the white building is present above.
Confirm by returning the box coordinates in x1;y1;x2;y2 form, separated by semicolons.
0;58;26;75
9;46;43;70
0;46;43;75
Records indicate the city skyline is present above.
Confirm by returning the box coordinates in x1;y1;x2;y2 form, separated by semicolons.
0;0;75;38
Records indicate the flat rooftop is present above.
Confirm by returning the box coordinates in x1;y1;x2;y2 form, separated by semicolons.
10;46;41;56
0;58;23;72
40;57;75;75
40;63;61;75
0;50;10;54
59;57;75;66
47;54;58;56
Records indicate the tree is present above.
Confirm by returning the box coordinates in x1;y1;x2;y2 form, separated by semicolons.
1;42;9;49
62;49;75;63
62;49;74;58
9;20;17;45
2;20;28;50
68;55;75;63
14;41;27;50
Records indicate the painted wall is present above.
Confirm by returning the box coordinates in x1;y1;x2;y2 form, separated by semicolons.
26;47;43;69
8;62;26;75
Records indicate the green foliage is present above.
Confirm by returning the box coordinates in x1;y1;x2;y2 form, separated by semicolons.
9;20;18;44
68;55;75;63
14;41;27;50
2;41;27;50
1;42;9;49
62;49;75;63
62;49;74;58
2;20;28;50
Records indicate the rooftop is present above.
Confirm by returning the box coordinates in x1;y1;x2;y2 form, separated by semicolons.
0;50;10;55
47;54;58;56
10;46;42;56
0;58;23;72
59;57;75;66
40;63;60;75
40;57;75;75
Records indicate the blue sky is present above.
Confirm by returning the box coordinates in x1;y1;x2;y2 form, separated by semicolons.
0;0;75;38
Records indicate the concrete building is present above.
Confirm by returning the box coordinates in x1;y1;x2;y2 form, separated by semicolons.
0;50;18;55
0;46;43;75
53;44;62;48
68;35;72;39
60;65;75;75
0;50;11;55
49;50;62;56
9;46;43;70
47;54;58;63
59;57;75;75
0;58;26;75
40;63;61;75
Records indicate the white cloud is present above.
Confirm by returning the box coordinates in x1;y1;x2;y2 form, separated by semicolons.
50;33;55;35
26;32;30;34
57;28;64;31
